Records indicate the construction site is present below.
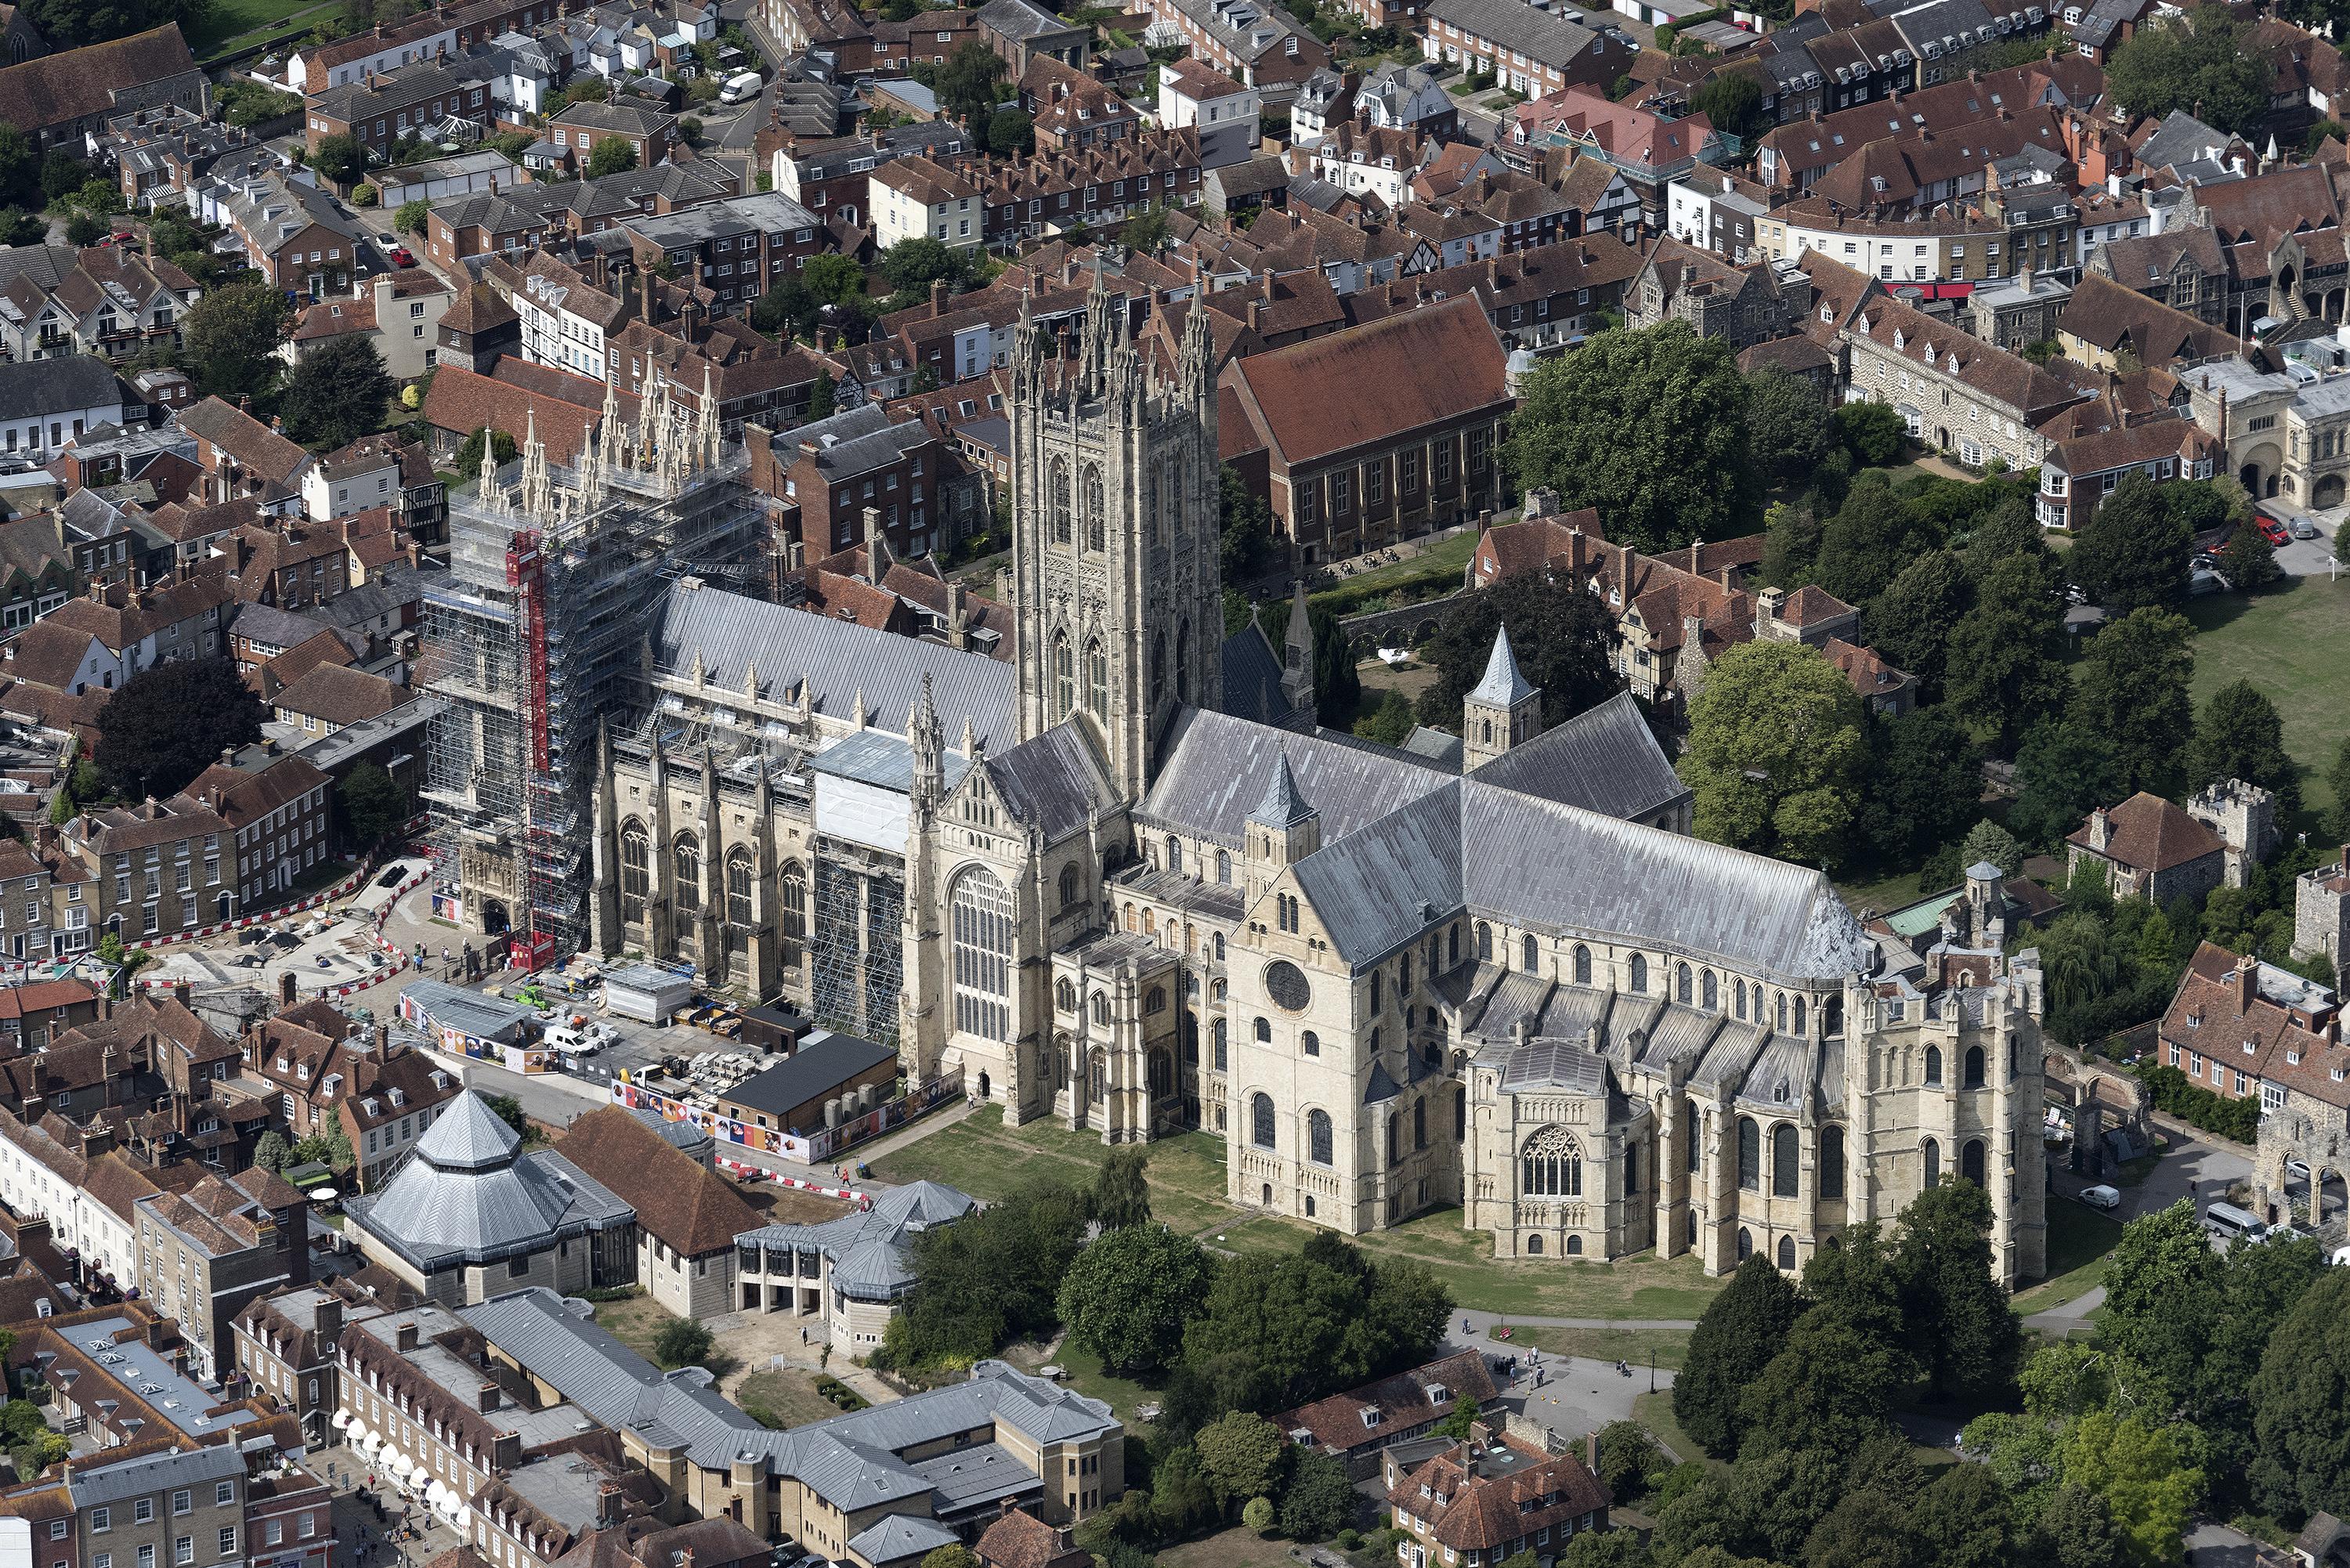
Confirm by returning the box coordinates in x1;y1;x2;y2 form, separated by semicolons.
417;378;768;961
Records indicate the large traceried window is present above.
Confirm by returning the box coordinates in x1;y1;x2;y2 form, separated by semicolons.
779;863;805;967
1086;638;1108;717
1053;634;1074;719
1051;457;1071;544
1083;464;1106;551
1307;1108;1332;1165
950;865;1014;1042
619;821;648;923
1737;1117;1760;1190
1772;1124;1799;1196
1820;1124;1846;1198
725;848;754;952
1521;1125;1582;1196
1251;1092;1275;1150
672;833;700;912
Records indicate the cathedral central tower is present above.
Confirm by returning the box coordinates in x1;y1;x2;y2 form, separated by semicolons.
1009;269;1223;801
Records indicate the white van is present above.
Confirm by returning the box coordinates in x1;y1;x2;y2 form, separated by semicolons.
718;70;763;104
543;1024;592;1054
2203;1201;2265;1243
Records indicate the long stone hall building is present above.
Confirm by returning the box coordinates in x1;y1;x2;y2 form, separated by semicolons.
456;273;2049;1284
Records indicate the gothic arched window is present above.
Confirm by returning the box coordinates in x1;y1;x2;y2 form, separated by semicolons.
725;847;754;948
671;833;700;912
1776;993;1789;1031
1216;849;1231;884
1083;464;1106;551
1923;1136;1941;1189
1253;1016;1271;1043
1251;1093;1276;1150
1965;1046;1987;1089
1521;1125;1582;1197
778;862;804;966
1772;1123;1799;1196
1702;970;1718;1010
1053;634;1074;719
1794;996;1807;1035
1146;464;1161;542
1676;963;1692;1003
1086;638;1108;717
1925;1046;1944;1086
1573;944;1591;985
1055;978;1076;1013
1737;1227;1753;1262
1176;619;1191;704
950;865;1014;1043
1821;1125;1846;1198
619;821;648;923
1629;953;1647;993
1149;634;1164;705
1167;836;1183;874
1051;457;1071;545
1058;863;1079;909
1213;1017;1227;1070
1476;922;1492;962
1308;1108;1332;1165
1090;992;1110;1025
1737;1117;1760;1190
1777;1234;1796;1270
1961;1137;1987;1186
1523;933;1538;973
1734;979;1747;1020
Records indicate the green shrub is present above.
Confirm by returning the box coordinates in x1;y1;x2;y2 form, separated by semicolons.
2135;1062;2261;1143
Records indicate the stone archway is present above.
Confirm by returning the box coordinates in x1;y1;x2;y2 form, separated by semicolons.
482;899;510;936
2318;474;2346;509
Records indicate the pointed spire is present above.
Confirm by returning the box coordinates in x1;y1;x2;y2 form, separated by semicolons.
1249;750;1314;829
1469;625;1536;708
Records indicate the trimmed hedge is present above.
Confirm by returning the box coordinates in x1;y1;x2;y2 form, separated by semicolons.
2136;1063;2260;1144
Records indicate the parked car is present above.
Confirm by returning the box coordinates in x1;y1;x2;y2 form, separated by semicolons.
2189;566;2232;597
2257;512;2291;546
389;245;416;268
2292;515;2323;540
2080;1184;2122;1210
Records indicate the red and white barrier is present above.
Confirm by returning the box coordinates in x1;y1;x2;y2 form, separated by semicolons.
712;1154;869;1205
129;855;436;1005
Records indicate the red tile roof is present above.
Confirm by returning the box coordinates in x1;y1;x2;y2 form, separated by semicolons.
2068;791;2225;874
1224;294;1509;468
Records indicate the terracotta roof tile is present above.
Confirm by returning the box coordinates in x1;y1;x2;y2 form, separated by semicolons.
2066;789;2225;873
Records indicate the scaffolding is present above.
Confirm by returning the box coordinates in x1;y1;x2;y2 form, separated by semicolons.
418;374;768;959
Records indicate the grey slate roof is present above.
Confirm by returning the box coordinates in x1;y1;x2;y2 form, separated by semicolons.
345;1091;634;1271
66;1440;244;1508
1423;0;1602;70
735;1178;974;1299
1250;751;1315;828
1218;620;1292;727
1290;782;1459;966
650;579;1015;751
0;355;122;423
1466;692;1689;822
982;722;1119;843
721;1029;898;1129
1468;627;1535;707
1140;707;1452;847
847;1514;962;1562
809;728;974;795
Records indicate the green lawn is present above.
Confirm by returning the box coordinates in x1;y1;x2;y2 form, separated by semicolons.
2185;573;2350;826
2013;1198;2124;1316
1515;1323;1692;1371
187;0;337;53
1633;1389;1720;1471
1003;1339;1155;1421
1317;527;1480;599
869;1107;1232;1235
733;1367;845;1429
1158;1528;1303;1568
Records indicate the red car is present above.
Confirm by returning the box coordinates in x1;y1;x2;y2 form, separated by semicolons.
2256;512;2290;547
389;245;416;268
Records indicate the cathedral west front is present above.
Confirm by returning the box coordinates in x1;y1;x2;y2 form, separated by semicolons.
555;273;2048;1284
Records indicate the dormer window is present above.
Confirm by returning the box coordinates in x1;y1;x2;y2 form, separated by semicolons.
1360;1407;1383;1428
1427;1383;1451;1404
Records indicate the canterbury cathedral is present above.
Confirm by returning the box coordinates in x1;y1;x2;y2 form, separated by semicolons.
567;275;2051;1285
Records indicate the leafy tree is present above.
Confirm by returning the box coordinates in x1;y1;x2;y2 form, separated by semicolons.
485;1094;530;1137
2216;524;2281;593
2327;734;2350;844
918;1547;978;1568
1354;689;1417;748
281;334;393;448
1738;1294;1916;1461
1965;494;2049;572
1812;472;1923;612
1180;1240;1449;1411
2073;608;2196;797
253;1131;291;1171
801;251;868;305
986;106;1033;156
0;125;32;209
1195;1411;1288;1510
1864;548;1972;702
1893;1179;2020;1402
1092;1146;1151;1228
1800;1484;1914;1568
181;277;294;401
1260;594;1359;724
1151;1445;1217;1536
1690;69;1765;139
1218;464;1272;581
652;1317;714;1367
393;197;431;236
2070;475;2189;612
585;138;638;177
457;426;518;473
0;209;44;247
1675;1255;1801;1458
1858;706;1981;869
1055;1223;1213;1375
1961;820;2025;877
2030;1484;2131;1568
1589;1420;1663;1501
1120;202;1170;254
2248;1266;2350;1519
886;1180;1088;1365
1240;1495;1274;1533
880;236;976;295
752;278;819;341
2008;721;2126;849
63;211;102;246
2106;4;2272;135
1725;1443;1848;1559
311;133;370;187
806;373;835;421
2056;1409;2203;1565
1761;500;1824;587
935;41;1010;126
1509;320;1755;551
38;148;85;203
1908;1462;2021;1568
1410;569;1620;735
2186;679;2294;807
1745;367;1831;486
338;762;408;848
1835;401;1907;466
1276;1447;1355;1540
93;659;266;800
1945;551;2070;753
1555;1532;1650;1568
1678;640;1870;865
